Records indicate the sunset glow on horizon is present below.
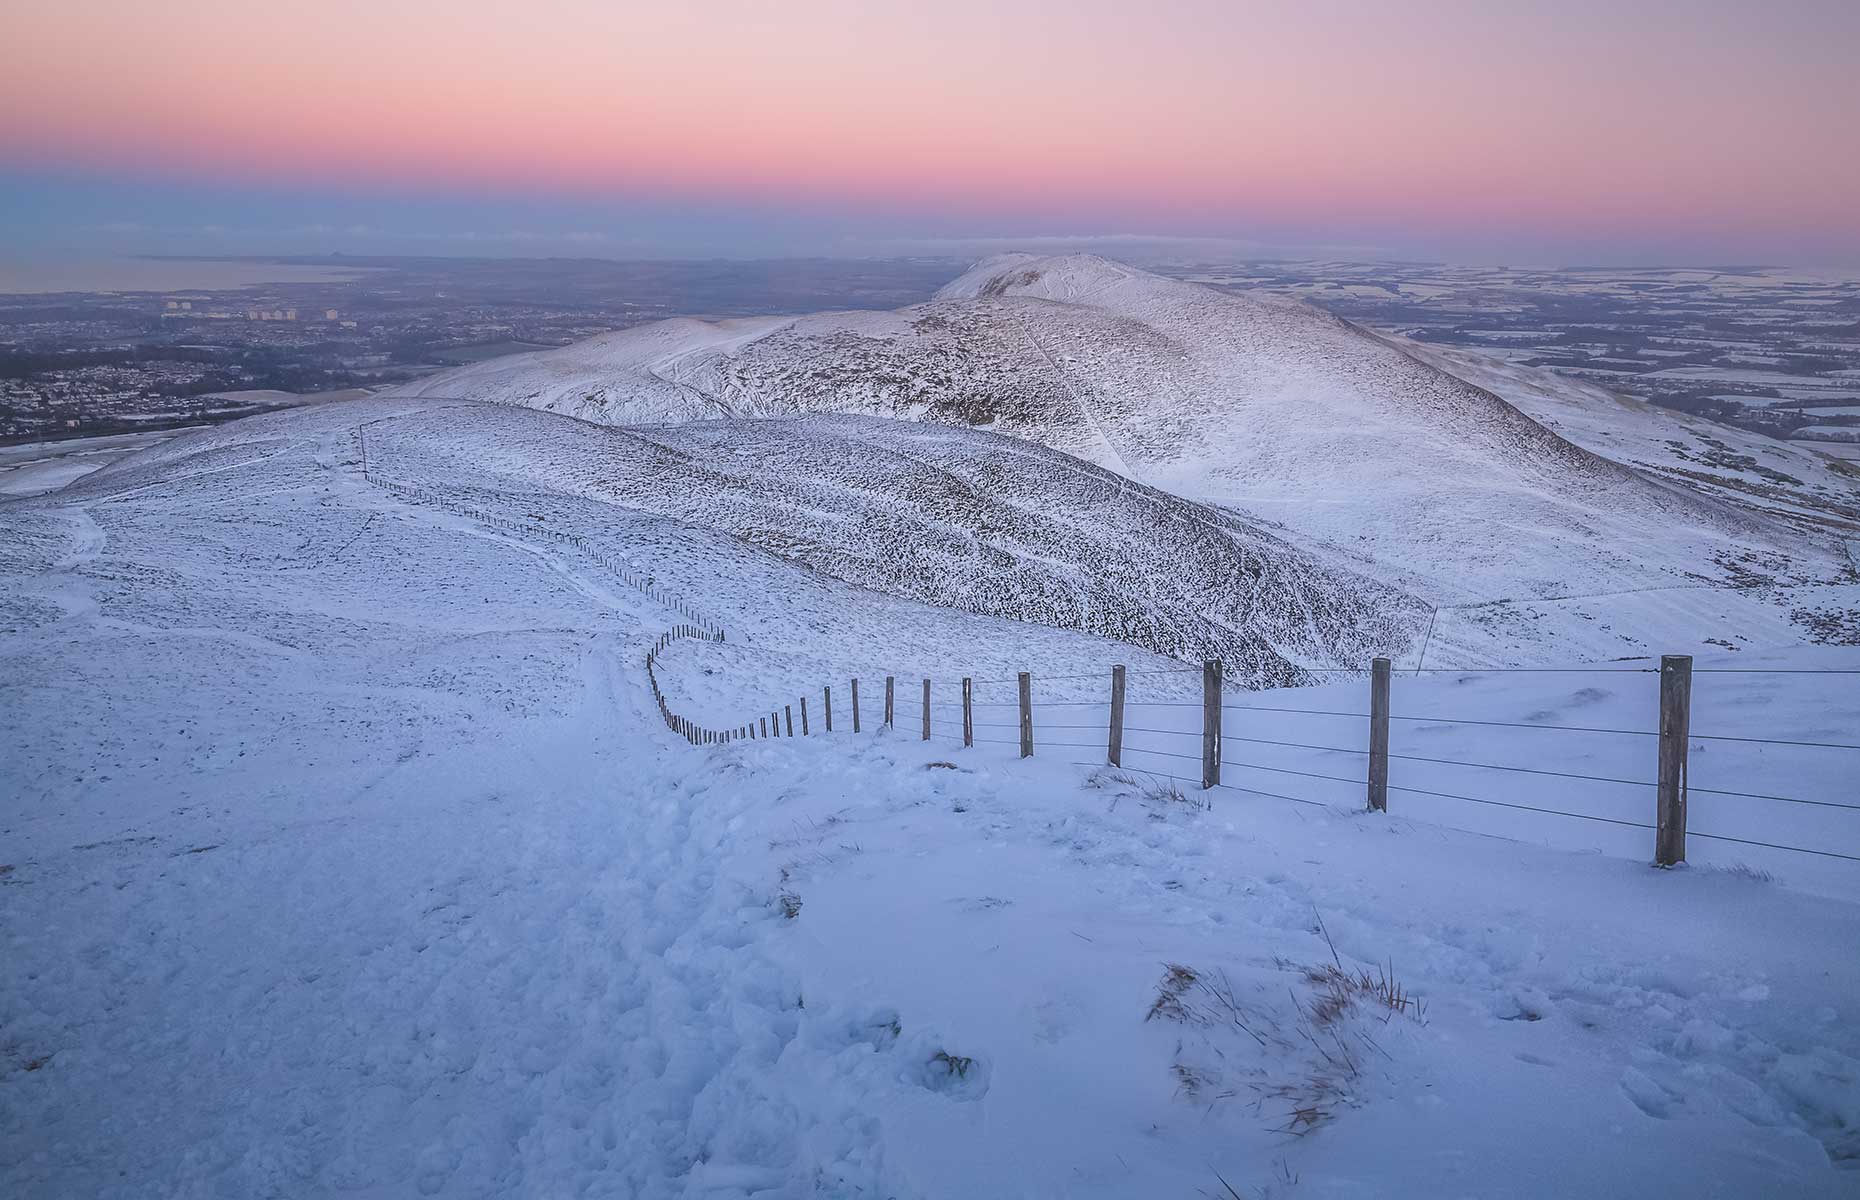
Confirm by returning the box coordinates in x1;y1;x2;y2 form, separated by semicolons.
4;0;1857;263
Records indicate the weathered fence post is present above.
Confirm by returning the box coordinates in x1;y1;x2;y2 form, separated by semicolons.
824;686;833;733
785;704;794;738
771;710;779;737
851;679;861;733
1202;660;1221;789
1368;657;1391;812
1018;672;1034;758
1655;654;1693;867
801;696;811;736
962;678;973;747
760;716;768;738
1108;664;1126;766
921;679;931;741
885;676;895;728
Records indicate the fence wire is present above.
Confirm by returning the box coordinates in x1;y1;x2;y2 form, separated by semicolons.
360;439;1857;873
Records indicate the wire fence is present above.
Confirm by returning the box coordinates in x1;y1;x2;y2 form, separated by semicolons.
725;656;1860;875
355;424;1858;874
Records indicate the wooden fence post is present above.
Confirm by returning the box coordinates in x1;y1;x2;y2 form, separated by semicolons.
1202;660;1221;789
801;696;810;736
1655;654;1693;867
962;678;973;747
771;710;779;737
851;679;861;733
886;676;895;728
824;686;833;733
1018;672;1034;758
785;704;794;737
922;679;931;741
760;716;768;738
1108;664;1126;766
1368;657;1391;812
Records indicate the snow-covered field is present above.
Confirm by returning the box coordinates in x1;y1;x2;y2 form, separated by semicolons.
0;429;195;499
4;399;1857;1196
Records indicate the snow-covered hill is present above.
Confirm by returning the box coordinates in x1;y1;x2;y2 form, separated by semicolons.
5;398;1857;1197
363;404;1427;685
392;254;1857;646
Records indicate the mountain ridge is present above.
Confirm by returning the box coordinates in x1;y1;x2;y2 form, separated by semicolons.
391;253;1858;649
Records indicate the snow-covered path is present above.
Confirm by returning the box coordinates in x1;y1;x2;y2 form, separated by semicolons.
2;410;945;1196
3;657;945;1196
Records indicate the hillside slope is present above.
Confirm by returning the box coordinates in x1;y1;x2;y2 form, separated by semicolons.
363;404;1428;684
393;255;1854;635
5;398;1857;1197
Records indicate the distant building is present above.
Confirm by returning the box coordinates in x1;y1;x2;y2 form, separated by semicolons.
324;309;339;321
284;309;297;321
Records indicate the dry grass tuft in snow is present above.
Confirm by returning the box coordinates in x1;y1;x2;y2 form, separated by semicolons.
1090;767;1210;814
1288;961;1427;1027
1705;862;1778;884
1147;926;1427;1138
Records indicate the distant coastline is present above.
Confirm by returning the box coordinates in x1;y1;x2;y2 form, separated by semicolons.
0;256;376;295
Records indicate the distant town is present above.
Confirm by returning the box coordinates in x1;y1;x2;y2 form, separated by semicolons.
0;255;962;442
4;254;1857;457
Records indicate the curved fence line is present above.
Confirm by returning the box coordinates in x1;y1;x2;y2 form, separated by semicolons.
745;655;1858;876
355;423;755;747
351;424;1857;869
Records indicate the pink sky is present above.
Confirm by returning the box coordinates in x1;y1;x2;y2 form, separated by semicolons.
3;0;1856;260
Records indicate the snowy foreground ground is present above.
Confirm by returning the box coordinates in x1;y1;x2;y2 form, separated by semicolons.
3;401;1858;1197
